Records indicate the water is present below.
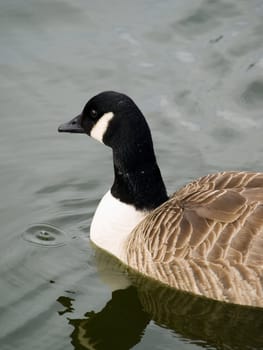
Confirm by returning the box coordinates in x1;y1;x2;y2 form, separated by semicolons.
1;0;263;349
22;224;68;247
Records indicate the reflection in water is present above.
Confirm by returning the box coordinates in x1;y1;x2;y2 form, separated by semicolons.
58;287;150;350
57;250;263;350
57;295;75;316
135;279;263;350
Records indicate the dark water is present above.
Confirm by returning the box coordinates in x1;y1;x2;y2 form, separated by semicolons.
1;1;263;349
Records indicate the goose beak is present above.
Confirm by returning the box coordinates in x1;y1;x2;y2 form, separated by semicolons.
58;115;85;134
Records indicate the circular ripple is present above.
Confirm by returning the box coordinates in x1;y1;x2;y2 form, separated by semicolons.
22;224;68;247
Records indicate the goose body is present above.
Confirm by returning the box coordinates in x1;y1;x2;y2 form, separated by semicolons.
58;91;263;307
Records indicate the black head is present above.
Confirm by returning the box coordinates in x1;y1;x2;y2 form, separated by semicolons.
58;91;152;150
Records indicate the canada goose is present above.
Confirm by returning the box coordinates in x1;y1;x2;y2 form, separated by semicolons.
58;91;263;307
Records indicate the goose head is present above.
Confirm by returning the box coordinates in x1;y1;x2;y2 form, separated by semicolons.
58;91;152;153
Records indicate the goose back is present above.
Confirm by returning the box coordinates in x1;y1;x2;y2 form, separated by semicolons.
127;171;263;307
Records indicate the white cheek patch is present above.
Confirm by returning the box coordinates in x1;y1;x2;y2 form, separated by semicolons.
90;112;114;143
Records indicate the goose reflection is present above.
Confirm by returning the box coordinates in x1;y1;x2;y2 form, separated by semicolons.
57;248;263;350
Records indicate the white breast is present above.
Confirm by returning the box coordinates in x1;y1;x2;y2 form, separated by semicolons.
90;191;147;263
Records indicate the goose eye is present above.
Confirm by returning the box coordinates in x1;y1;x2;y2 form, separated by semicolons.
90;109;98;119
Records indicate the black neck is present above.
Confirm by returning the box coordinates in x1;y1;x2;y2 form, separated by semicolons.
111;144;168;211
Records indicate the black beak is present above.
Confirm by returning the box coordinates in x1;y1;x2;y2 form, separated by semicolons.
58;114;85;134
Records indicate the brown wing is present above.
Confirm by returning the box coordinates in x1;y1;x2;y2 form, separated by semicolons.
127;172;263;306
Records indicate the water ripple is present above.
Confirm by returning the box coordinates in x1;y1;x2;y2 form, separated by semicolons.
22;224;68;247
